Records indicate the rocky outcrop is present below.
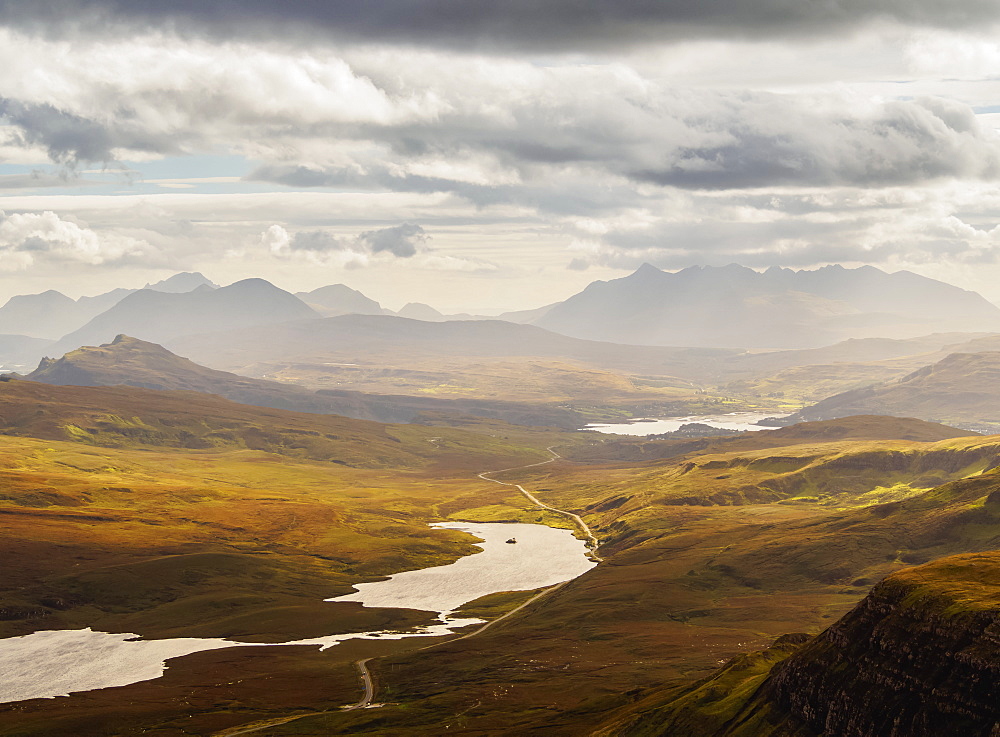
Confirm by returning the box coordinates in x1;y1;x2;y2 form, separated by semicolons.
606;553;1000;736
736;553;1000;736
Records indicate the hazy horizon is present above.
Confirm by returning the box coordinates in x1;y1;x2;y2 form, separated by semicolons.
1;2;1000;311
7;261;1000;318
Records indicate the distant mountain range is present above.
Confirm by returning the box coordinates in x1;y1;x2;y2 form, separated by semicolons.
0;272;218;341
5;264;997;362
534;263;1000;348
164;313;736;380
46;278;318;359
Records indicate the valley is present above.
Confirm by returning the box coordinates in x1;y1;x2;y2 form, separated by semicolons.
4;266;1000;735
6;0;1000;731
3;374;1000;735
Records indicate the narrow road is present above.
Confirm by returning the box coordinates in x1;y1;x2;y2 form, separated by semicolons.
478;447;602;561
215;446;598;735
341;575;573;715
213;711;324;736
344;657;375;710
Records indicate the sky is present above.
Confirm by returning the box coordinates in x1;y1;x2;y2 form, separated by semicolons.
2;1;1000;312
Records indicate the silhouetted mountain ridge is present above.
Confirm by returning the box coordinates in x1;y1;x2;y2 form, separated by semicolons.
0;272;217;342
534;263;1000;349
47;278;320;358
295;283;387;316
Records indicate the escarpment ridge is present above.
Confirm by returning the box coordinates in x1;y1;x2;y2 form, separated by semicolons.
605;552;1000;737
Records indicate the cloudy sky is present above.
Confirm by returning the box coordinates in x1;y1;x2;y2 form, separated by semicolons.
2;1;1000;311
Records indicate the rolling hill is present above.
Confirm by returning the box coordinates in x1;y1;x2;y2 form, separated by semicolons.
166;313;738;378
0;376;559;470
4;374;1000;734
786;351;1000;430
23;335;596;428
296;420;1000;736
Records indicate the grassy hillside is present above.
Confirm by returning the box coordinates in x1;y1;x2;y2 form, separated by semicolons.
0;378;572;471
0;380;578;640
548;422;996;527
4;384;1000;735
596;551;1000;737
0;382;591;734
791;351;1000;430
244;420;1000;736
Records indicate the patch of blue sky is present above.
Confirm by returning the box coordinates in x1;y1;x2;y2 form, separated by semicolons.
116;153;250;180
0;153;374;196
0;154;282;196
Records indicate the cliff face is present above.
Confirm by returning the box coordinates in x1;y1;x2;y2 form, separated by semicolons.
747;553;1000;737
601;553;1000;737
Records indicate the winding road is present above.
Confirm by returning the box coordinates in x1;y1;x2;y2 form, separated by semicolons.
215;446;598;734
346;657;376;710
343;579;574;715
477;447;603;561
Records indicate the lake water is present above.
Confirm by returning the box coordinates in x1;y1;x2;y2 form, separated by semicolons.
331;522;596;612
0;521;595;704
585;412;788;436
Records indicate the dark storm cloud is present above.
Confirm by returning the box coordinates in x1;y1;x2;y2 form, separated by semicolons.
0;99;116;165
2;16;998;199
0;99;179;167
248;96;1000;199
2;0;999;49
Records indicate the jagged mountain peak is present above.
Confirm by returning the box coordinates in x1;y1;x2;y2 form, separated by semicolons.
534;263;1000;349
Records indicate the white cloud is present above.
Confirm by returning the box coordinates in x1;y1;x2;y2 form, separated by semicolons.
560;182;1000;271
3;17;1000;308
0;210;158;269
260;223;291;255
0;29;997;194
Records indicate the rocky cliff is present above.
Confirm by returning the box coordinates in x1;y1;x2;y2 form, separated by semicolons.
600;553;1000;737
745;553;1000;736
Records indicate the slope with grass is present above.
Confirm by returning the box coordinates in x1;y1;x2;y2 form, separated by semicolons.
599;551;1000;737
0;382;592;734
789;350;1000;430
5;383;1000;735
260;419;1000;736
549;421;997;527
23;336;601;428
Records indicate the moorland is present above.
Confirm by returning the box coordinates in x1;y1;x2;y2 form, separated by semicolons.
5;265;1000;736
